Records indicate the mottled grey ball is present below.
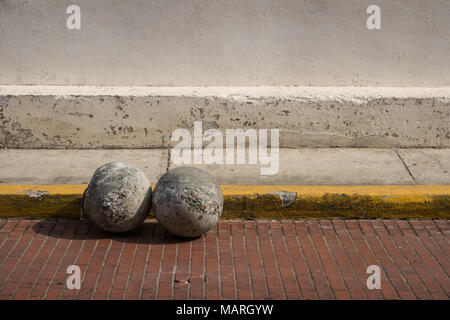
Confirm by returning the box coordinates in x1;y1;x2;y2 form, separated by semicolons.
152;167;223;238
83;162;152;233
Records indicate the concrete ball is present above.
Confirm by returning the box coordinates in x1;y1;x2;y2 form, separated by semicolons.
83;162;152;233
152;166;223;238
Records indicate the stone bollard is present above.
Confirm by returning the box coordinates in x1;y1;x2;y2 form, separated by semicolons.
152;167;223;238
83;162;152;233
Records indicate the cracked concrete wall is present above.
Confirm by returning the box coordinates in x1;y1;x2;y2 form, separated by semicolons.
0;0;450;86
1;87;449;148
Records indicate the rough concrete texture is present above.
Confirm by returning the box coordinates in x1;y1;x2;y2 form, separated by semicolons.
1;1;450;86
83;162;152;233
397;149;450;185
2;148;450;186
0;149;167;185
1;86;449;148
170;148;417;185
152;167;223;238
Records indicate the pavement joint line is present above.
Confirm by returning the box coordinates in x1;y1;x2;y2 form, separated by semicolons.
0;185;449;219
395;149;418;184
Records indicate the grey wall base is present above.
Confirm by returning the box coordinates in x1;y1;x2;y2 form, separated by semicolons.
1;86;449;148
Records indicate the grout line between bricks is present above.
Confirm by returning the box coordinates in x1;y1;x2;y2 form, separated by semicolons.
267;222;288;299
124;236;139;299
187;235;192;299
60;222;90;299
317;220;351;299
0;220;21;260
432;220;448;234
43;222;78;299
354;220;398;299
365;220;415;299
410;220;449;298
398;221;448;295
0;221;31;276
330;220;369;299
254;221;271;300
215;224;222;300
1;219;449;300
171;235;179;299
87;234;112;300
91;236;113;299
155;230;166;300
0;220;18;250
18;222;57;300
28;222;65;299
280;222;303;299
256;222;276;299
241;222;255;299
356;221;408;299
226;221;236;300
75;228;100;300
340;221;384;299
243;222;258;299
1;221;36;298
139;225;154;300
202;231;206;300
292;222;319;299
305;221;336;299
420;221;450;278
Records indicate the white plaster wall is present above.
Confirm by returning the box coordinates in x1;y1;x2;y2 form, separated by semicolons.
0;0;449;86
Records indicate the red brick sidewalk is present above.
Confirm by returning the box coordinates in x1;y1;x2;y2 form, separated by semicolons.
0;219;448;300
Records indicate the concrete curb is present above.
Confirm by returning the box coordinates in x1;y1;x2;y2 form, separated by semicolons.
1;185;450;219
1;86;450;149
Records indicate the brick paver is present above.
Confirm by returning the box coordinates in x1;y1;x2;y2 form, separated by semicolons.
0;219;448;300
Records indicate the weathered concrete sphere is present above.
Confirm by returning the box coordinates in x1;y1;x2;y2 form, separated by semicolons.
152;167;223;238
83;162;152;233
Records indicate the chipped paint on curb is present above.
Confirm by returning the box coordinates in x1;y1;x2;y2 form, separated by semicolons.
270;191;297;207
0;185;84;219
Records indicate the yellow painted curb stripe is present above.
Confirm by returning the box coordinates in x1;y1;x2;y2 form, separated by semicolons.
2;184;449;196
0;185;86;219
0;185;86;195
0;185;449;219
